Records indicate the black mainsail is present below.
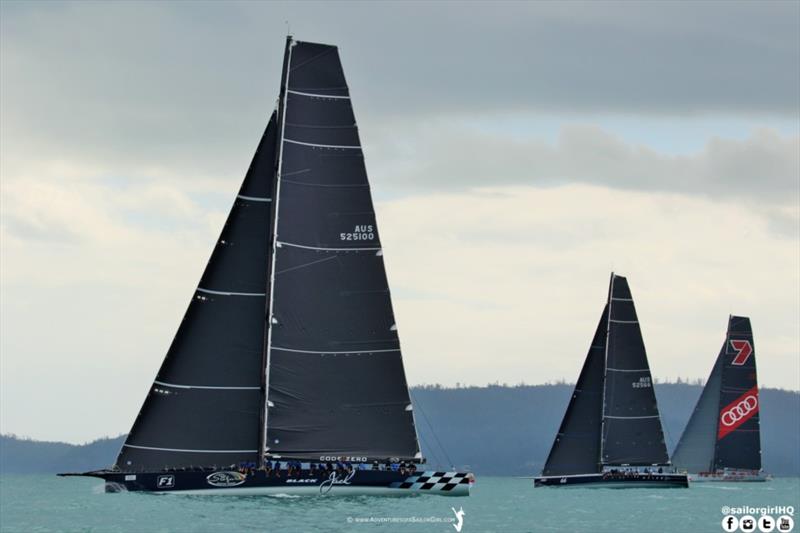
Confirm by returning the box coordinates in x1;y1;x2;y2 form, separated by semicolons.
263;40;421;463
117;113;278;471
601;274;670;467
536;274;683;487
672;316;762;475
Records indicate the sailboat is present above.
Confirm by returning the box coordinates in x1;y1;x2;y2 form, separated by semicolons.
672;316;768;482
534;274;689;488
58;37;473;496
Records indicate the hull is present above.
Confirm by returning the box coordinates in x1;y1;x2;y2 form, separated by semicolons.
534;472;689;488
67;469;473;497
689;471;769;483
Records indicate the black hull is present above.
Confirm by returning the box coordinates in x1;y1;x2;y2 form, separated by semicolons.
60;469;472;497
534;473;689;488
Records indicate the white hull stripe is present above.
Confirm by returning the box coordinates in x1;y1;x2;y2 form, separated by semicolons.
606;368;650;372
283;138;361;150
123;444;258;453
277;241;381;252
153;380;260;391
609;319;639;324
197;288;266;297
237;194;272;202
271;346;400;355
604;415;660;419
287;90;350;100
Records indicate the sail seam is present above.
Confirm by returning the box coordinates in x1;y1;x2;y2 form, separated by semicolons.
287;89;350;99
123;444;258;453
277;240;381;252
271;346;400;355
153;380;260;390
609;319;639;324
606;367;650;372
197;288;266;297
284;138;361;150
237;194;272;202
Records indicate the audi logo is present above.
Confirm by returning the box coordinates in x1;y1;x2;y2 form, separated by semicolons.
720;395;758;426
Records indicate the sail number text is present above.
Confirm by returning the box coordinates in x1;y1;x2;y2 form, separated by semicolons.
340;224;374;241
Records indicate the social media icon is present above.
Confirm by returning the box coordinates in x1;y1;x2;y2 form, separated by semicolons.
741;516;757;532
760;516;775;533
778;516;794;532
723;516;740;532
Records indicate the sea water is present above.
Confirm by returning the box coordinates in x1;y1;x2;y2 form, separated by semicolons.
0;475;797;532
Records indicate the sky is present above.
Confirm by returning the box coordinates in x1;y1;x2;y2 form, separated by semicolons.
1;1;798;443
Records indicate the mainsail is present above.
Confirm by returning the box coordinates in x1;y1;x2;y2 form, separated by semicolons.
673;316;761;472
601;274;670;466
117;113;278;471
263;40;421;462
541;306;607;476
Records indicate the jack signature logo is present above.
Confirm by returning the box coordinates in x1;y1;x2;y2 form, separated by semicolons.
319;469;356;495
451;506;466;532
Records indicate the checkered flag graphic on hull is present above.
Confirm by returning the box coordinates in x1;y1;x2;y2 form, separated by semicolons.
390;471;472;492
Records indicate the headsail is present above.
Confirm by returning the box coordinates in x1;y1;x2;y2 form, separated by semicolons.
542;306;607;476
263;40;421;462
116;113;278;471
671;350;723;473
714;316;761;471
600;274;669;466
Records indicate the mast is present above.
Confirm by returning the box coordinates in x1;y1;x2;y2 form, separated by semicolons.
260;35;294;466
598;273;613;470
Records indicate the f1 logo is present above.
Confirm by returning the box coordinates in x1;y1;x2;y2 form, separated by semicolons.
157;475;175;489
730;340;752;366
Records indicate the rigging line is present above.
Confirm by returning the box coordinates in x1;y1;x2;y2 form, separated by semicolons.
275;255;338;275
408;389;454;469
415;431;443;471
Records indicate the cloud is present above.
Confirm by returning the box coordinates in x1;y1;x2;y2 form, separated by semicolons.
2;1;798;169
369;122;800;207
2;180;798;442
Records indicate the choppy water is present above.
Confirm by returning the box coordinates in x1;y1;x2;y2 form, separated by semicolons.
0;475;797;532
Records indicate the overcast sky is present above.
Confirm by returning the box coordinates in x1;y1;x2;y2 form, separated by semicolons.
1;1;798;443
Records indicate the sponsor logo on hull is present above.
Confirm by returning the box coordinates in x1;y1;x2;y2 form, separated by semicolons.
206;471;247;488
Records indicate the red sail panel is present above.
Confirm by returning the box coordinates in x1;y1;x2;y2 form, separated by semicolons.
718;385;759;440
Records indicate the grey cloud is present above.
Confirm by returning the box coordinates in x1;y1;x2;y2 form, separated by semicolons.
2;1;798;179
368;122;800;208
